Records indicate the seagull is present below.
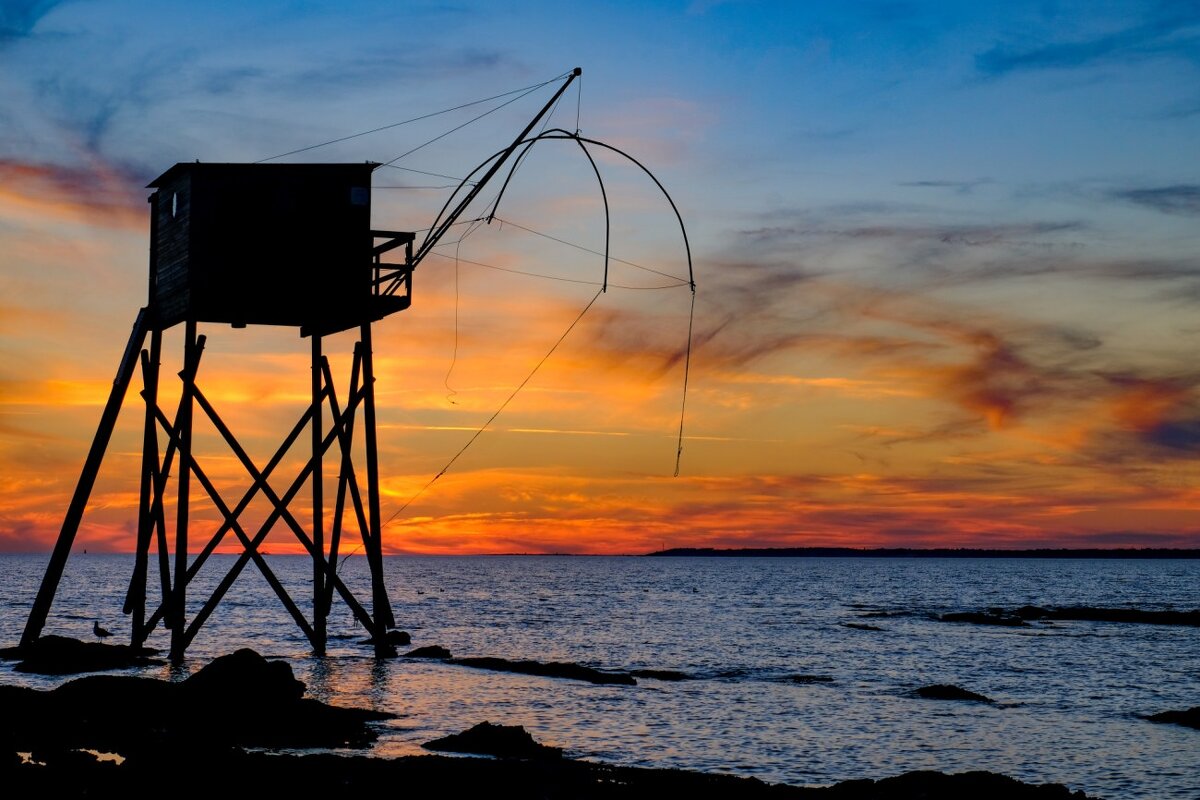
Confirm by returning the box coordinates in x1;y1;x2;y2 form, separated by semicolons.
93;621;113;640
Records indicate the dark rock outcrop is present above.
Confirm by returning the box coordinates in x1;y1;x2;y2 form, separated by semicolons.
940;606;1200;627
785;674;834;685
841;622;884;631
0;635;164;674
423;721;563;760
404;645;452;659
939;611;1029;627
0;750;1095;798
360;630;411;646
630;669;692;681
915;684;995;703
449;656;637;686
0;648;391;756
1146;706;1200;730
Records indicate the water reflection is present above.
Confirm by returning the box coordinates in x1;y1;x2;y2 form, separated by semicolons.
0;554;1196;798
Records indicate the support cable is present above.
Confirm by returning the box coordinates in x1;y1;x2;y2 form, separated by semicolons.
255;73;569;163
425;250;687;289
381;80;553;168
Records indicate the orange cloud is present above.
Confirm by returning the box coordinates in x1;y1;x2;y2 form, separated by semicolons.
0;158;144;230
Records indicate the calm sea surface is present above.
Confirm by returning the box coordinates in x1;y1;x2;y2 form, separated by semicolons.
1;554;1197;798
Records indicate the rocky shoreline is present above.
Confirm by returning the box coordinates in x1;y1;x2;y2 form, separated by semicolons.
0;646;1097;798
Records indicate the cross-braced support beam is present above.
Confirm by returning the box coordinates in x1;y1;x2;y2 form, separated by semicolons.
22;310;399;660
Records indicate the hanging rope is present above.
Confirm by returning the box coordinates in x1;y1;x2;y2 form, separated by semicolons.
675;288;696;477
382;287;604;528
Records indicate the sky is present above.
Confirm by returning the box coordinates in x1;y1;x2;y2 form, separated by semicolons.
1;0;1198;555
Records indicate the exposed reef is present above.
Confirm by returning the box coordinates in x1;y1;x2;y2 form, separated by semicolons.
449;656;637;686
939;606;1200;627
1146;707;1200;730
424;721;563;759
916;684;995;704
0;750;1095;798
0;635;164;674
404;645;454;659
0;648;1094;798
0;648;390;753
630;669;693;681
399;646;638;685
785;674;835;685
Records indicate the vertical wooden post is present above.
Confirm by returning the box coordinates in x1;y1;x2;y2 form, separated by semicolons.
170;319;198;661
125;327;162;646
359;322;396;647
311;333;326;654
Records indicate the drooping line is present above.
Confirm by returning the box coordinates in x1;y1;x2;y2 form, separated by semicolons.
675;287;696;477
382;288;604;527
490;215;686;283
424;250;688;289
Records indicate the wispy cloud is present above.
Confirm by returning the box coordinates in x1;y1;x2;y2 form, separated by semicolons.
0;156;143;225
897;178;994;195
976;7;1200;76
1111;184;1200;216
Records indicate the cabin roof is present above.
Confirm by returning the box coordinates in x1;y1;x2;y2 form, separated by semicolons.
147;161;382;188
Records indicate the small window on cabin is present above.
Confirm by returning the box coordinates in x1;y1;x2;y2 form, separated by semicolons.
170;192;179;219
350;187;369;206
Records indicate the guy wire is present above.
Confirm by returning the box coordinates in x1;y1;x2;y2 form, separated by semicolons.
383;287;604;527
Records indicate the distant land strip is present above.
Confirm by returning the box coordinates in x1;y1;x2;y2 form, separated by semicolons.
645;547;1200;559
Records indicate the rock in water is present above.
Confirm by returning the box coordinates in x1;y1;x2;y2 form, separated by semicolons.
0;635;163;674
404;645;452;659
916;684;995;703
360;630;411;646
1147;707;1200;730
449;656;637;686
423;721;562;760
180;648;305;708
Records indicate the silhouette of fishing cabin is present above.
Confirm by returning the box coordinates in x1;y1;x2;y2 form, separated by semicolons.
21;161;419;659
14;68;689;664
149;162;412;334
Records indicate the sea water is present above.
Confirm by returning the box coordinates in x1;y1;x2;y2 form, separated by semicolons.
1;554;1196;798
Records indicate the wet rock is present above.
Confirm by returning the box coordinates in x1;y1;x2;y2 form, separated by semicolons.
0;648;392;755
841;622;883;631
847;769;1090;798
449;656;637;686
1040;606;1199;626
179;648;304;707
785;674;834;684
630;669;692;681
423;721;562;760
404;645;452;659
1146;706;1200;730
0;749;1097;797
359;630;411;646
944;605;1200;627
939;611;1028;627
916;684;995;703
0;635;164;675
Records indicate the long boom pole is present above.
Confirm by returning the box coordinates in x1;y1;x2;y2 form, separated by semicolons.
411;68;581;269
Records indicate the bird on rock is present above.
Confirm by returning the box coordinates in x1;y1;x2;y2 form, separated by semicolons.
93;620;113;640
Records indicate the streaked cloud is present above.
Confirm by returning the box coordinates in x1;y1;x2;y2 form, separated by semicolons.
976;7;1200;76
1111;184;1200;216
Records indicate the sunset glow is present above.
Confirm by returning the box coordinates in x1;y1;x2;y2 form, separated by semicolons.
1;1;1197;554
